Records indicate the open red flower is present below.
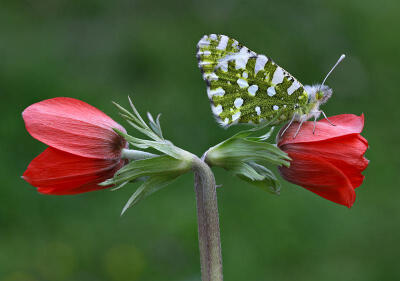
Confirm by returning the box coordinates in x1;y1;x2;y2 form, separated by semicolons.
22;97;127;195
277;114;369;208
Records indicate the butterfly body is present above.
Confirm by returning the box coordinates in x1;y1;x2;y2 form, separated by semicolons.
196;34;332;127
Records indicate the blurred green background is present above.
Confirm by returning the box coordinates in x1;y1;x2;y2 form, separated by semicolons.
1;0;399;280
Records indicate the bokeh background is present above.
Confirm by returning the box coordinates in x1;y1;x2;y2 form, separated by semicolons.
1;0;399;280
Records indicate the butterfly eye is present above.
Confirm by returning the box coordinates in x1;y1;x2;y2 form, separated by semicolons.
316;91;324;100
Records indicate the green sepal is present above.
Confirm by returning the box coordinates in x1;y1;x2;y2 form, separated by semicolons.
101;155;192;214
102;155;191;186
120;175;178;215
205;127;289;194
113;98;191;160
147;112;164;139
106;98;196;214
114;128;189;160
235;162;281;195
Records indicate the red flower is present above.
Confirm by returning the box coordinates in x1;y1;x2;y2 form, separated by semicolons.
277;114;369;208
22;97;127;195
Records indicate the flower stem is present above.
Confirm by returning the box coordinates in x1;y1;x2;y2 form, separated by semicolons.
192;156;223;281
121;148;223;280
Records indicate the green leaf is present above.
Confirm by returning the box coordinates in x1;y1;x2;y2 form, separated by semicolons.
113;98;169;143
112;101;143;127
207;135;290;168
113;129;189;160
125;119;160;141
101;155;192;186
108;98;197;214
121;175;178;215
237;162;281;195
205;126;288;195
128;96;149;130
147;112;164;139
110;181;129;191
101;154;193;215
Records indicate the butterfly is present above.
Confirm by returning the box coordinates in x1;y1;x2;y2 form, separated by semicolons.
196;34;345;136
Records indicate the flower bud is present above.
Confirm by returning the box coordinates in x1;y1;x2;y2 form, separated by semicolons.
277;114;369;207
22;97;127;194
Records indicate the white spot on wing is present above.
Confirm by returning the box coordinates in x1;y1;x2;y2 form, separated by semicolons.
198;61;211;66
216;35;229;50
197;36;210;47
272;67;284;85
210;34;217;40
254;55;268;74
237;78;249;88
223;118;229;125
219;61;228;72
232;111;241;122
204;73;218;81
234;98;244;108
248;85;258;96
255;106;261;116
287;80;301;95
235;47;251;69
207;87;225;98
273;105;279;111
242;71;248;78
267;86;276;96
212;104;223;116
197;50;211;56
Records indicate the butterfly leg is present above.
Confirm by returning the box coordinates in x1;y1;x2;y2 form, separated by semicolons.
280;114;296;137
321;111;336;126
293;119;305;139
313;115;317;134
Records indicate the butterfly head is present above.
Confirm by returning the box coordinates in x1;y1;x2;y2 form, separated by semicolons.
306;54;345;107
305;84;333;106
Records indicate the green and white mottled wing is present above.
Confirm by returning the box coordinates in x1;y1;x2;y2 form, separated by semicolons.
197;34;308;127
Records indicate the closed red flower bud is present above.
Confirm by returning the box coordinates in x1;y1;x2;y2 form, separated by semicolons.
22;97;127;195
277;114;369;208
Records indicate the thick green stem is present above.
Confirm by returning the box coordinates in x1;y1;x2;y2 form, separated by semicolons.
192;156;223;281
121;148;223;280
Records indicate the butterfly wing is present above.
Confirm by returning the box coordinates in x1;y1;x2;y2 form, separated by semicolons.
197;34;308;126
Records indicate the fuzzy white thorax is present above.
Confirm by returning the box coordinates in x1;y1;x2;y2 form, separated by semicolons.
293;84;333;122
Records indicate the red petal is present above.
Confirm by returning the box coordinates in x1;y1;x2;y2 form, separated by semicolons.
282;134;369;189
279;151;356;208
22;147;124;195
23;97;126;159
278;114;364;146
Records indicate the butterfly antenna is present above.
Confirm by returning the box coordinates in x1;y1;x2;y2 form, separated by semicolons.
318;54;346;93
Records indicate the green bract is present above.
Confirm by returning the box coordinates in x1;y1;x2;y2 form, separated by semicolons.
204;126;290;194
101;98;193;215
102;155;191;215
